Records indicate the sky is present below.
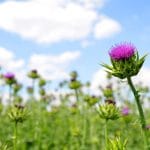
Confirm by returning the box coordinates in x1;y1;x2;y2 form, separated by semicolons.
0;0;150;92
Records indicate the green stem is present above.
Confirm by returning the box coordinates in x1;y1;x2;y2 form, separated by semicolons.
127;77;149;149
105;119;108;150
81;104;87;149
75;89;79;102
32;79;35;99
14;122;18;150
9;84;12;104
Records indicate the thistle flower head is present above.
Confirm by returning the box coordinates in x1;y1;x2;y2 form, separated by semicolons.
109;42;136;61
102;42;146;79
122;107;130;116
4;72;15;79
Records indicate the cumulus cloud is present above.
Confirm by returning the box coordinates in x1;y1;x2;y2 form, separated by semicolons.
0;47;25;80
90;69;117;95
0;47;80;82
94;15;122;39
0;0;121;44
29;51;81;80
133;67;150;86
90;67;150;95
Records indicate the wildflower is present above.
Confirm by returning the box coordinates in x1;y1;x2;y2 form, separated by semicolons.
4;72;15;79
145;125;150;130
122;107;130;116
102;42;146;79
3;72;16;85
109;43;136;61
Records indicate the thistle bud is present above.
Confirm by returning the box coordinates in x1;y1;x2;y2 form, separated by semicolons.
13;83;22;94
38;78;46;87
70;71;78;80
39;88;46;96
109;137;128;150
8;105;28;124
103;88;113;99
69;80;81;90
27;69;39;79
27;86;34;94
98;104;120;120
84;95;99;106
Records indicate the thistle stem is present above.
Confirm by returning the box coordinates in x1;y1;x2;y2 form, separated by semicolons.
13;122;18;150
75;89;79;102
9;84;12;104
105;119;108;150
127;77;149;149
32;79;35;99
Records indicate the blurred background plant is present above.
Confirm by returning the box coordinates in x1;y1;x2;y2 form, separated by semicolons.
0;68;150;150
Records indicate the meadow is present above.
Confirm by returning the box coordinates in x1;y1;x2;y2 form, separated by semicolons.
0;43;150;150
0;68;150;150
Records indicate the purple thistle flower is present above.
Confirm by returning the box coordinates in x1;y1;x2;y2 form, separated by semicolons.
122;107;130;116
4;72;15;79
109;42;136;61
145;125;150;130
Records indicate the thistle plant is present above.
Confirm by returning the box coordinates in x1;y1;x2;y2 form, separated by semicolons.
27;69;40;98
109;136;128;150
84;95;99;107
38;78;47;102
69;71;81;102
8;104;29;150
0;141;9;150
12;83;22;104
102;42;149;149
3;72;16;104
98;103;120;150
121;107;130;116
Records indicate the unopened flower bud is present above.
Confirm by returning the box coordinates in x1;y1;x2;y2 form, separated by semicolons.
8;105;29;124
98;104;120;120
69;80;81;90
27;69;39;79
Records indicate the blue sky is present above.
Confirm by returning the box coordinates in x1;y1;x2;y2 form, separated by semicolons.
0;0;150;90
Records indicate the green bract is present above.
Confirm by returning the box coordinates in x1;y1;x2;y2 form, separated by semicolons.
98;104;120;120
102;52;146;79
70;71;78;79
84;95;99;106
8;105;29;124
27;70;39;79
38;78;46;87
69;80;81;89
109;137;128;150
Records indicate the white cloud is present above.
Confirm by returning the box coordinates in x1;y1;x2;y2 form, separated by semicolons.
90;68;118;95
90;67;150;95
0;47;25;73
0;47;80;82
133;67;150;86
28;51;81;80
94;15;121;39
0;0;121;44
